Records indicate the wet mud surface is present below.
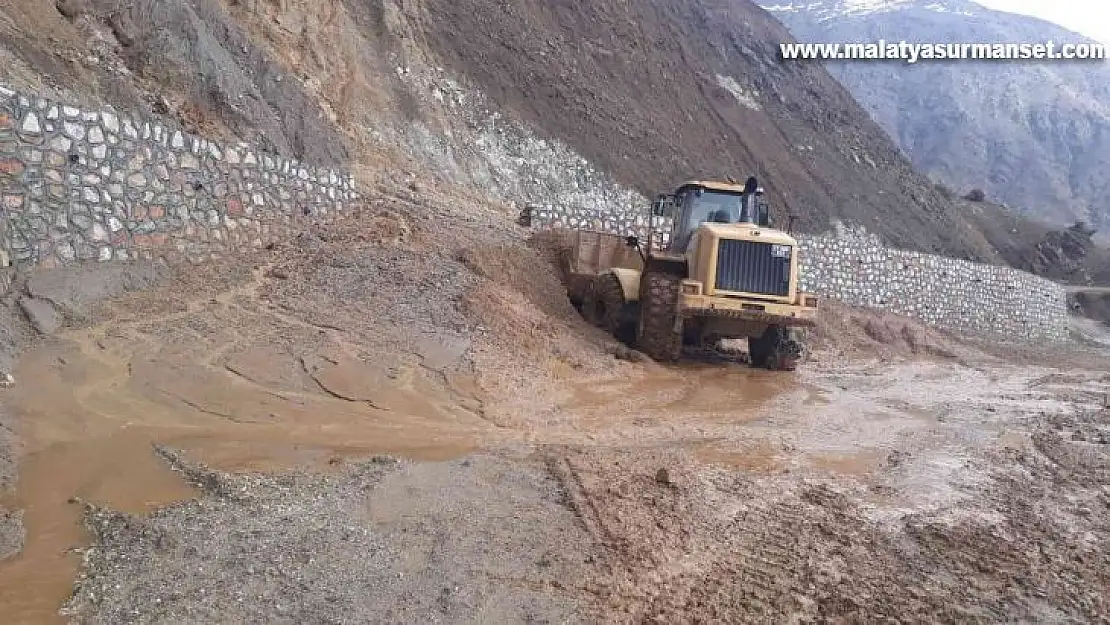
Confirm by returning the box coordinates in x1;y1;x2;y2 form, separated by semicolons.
0;205;1107;623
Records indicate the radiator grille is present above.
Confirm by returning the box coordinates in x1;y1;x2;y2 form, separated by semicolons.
715;239;791;297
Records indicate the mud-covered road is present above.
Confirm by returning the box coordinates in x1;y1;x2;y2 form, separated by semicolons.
0;188;1108;623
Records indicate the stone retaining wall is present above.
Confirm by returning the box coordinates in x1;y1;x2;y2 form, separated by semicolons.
0;83;1070;342
525;207;1070;342
0;85;358;268
523;204;672;249
798;226;1069;341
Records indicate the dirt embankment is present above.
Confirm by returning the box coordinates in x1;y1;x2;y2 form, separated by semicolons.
0;0;351;166
417;0;1020;261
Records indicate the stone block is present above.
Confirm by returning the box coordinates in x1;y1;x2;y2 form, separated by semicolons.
0;157;24;176
20;297;62;334
49;136;71;152
63;121;85;140
20;112;42;134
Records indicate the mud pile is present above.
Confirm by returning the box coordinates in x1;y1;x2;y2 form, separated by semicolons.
809;300;961;362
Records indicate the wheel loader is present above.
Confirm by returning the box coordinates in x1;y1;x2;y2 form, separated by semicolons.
564;176;819;370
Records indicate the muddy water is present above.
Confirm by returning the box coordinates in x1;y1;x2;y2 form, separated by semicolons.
7;314;1040;625
5;300;1004;623
694;439;785;472
0;430;199;624
566;361;793;420
0;329;497;624
0;316;816;623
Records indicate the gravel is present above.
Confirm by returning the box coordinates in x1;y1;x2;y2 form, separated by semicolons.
64;448;593;624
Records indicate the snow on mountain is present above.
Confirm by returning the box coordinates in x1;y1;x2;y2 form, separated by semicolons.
762;0;977;21
759;0;1110;230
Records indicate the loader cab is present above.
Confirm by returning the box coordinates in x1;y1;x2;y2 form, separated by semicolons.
656;180;772;253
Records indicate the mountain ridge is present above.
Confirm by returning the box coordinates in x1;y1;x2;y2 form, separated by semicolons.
761;0;1110;231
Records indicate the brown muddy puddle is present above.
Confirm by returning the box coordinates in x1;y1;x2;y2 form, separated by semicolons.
565;360;809;419
694;438;785;472
0;324;820;622
0;331;496;624
563;360;828;474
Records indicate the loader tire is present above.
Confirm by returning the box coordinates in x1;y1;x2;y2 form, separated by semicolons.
636;270;683;363
749;326;806;371
584;273;635;343
597;273;637;345
580;281;603;327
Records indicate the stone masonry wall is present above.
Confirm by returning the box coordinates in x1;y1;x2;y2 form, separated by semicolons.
525;204;673;249
525;208;1070;342
0;85;358;268
798;225;1069;342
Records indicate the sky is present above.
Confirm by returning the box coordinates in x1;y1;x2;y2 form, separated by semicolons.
975;0;1110;44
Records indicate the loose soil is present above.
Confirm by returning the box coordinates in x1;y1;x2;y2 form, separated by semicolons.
0;180;1106;623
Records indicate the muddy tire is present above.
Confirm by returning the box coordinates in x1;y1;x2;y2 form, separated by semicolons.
580;280;603;327
581;274;626;337
635;270;683;362
749;326;806;371
599;273;639;345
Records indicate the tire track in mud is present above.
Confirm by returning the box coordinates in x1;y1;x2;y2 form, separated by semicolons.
557;399;1110;623
529;345;1110;622
543;454;616;549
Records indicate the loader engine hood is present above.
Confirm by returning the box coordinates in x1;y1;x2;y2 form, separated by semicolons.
688;224;801;302
697;222;798;247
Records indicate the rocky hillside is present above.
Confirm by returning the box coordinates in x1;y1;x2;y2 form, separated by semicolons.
761;0;1110;230
0;0;1075;264
419;0;1027;261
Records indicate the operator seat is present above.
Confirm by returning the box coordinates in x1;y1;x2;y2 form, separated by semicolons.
708;209;732;223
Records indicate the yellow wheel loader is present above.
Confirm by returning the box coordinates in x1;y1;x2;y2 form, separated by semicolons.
566;176;819;370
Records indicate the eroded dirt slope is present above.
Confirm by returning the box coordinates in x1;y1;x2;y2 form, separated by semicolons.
418;0;1009;260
